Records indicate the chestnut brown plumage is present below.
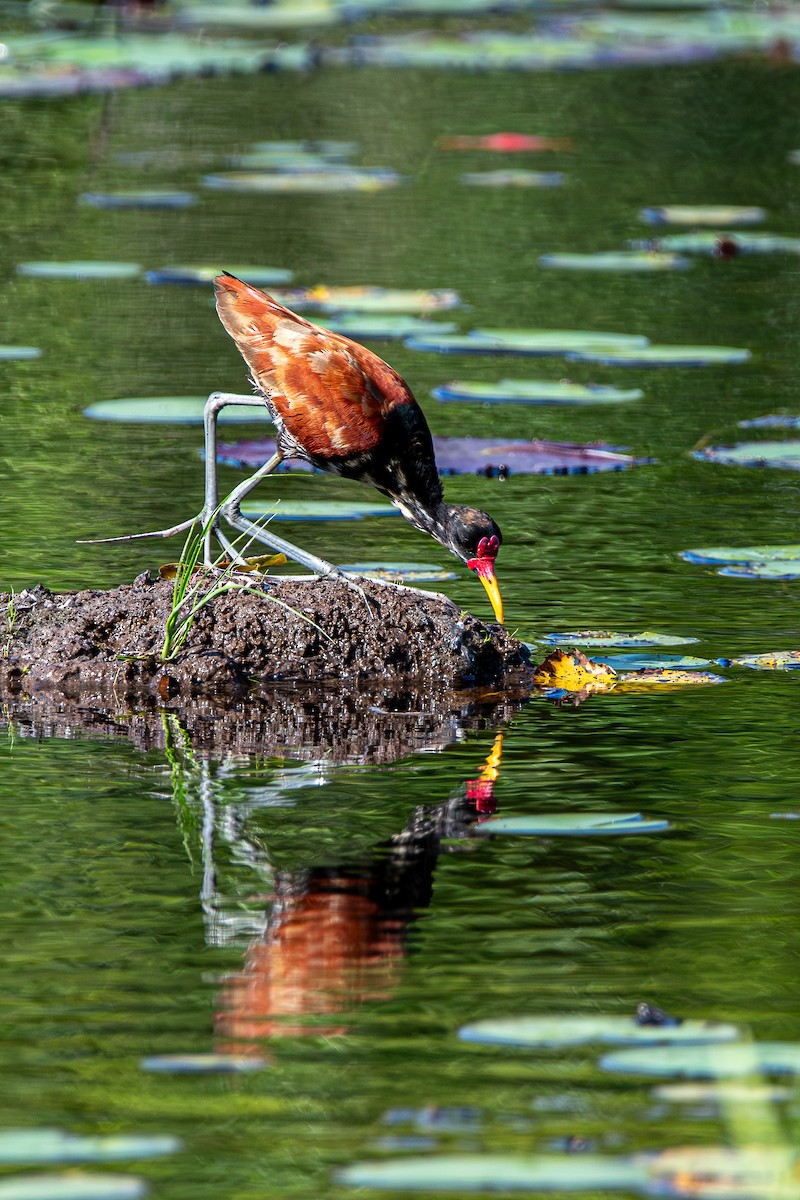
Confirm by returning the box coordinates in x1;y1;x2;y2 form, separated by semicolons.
213;273;503;622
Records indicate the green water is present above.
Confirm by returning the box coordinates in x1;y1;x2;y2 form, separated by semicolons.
1;51;800;1200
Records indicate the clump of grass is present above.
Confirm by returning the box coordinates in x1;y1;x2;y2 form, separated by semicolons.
160;512;328;663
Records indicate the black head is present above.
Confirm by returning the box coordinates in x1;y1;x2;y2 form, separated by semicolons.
440;505;504;624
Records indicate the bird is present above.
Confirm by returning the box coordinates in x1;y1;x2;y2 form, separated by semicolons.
87;273;504;624
212;273;504;624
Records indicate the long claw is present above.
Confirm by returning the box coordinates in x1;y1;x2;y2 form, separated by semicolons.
77;516;200;546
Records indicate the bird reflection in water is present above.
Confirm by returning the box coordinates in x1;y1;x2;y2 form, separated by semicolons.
209;732;505;1051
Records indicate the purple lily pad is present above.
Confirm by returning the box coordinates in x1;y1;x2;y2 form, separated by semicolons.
216;437;649;478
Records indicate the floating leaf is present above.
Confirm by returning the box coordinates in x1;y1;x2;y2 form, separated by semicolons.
320;315;458;340
718;563;800;580
614;669;726;688
597;652;712;670
439;133;572;151
239;500;398;522
16;262;142;280
0;1175;147;1200
460;170;565;187
640;205;766;226
0;346;41;361
539;251;691;271
83;398;272;424
722;650;800;670
693;441;800;469
307;286;460;313
79;191;195;209
432;380;643;405
637;1145;800;1197
144;264;293;286
336;1154;648;1193
340;562;457;581
681;545;800;565
158;553;286;580
542;631;700;648
569;345;751;367
202;169;402;193
653;1083;794;1103
0;1132;179;1165
600;1043;800;1078
632;232;800;256
458;1016;738;1048
739;414;800;429
407;330;648;356
140;1054;266;1073
532;648;617;690
473;812;670;837
218;436;649;477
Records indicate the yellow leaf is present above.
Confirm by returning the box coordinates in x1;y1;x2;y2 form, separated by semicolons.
532;648;617;691
159;553;287;581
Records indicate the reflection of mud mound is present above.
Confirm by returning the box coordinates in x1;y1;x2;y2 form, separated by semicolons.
1;573;529;698
2;677;530;763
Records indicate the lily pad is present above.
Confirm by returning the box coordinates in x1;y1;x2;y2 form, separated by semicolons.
140;1053;266;1073
0;346;41;360
79;191;195;209
473;812;670;837
722;650;800;670
632;232;800;255
83;398;272;424
653;1083;794;1102
336;1154;648;1193
144;264;293;286
16;261;142;280
460;170;565;187
681;544;800;564
596;652;712;669
569;345;752;367
0;1176;147;1200
542;631;700;648
640;205;766;226
539;251;690;271
308;286;460;314
600;1042;800;1078
340;562;457;581
320;315;458;340
202;169;402;193
0;1132;179;1165
739;414;800;429
717;563;800;580
637;1145;800;1196
406;331;648;356
432;380;643;405
615;669;726;687
458;1015;738;1048
218;436;649;477
694;441;800;468
239;500;398;522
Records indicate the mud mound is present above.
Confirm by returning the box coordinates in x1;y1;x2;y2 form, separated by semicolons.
0;572;530;700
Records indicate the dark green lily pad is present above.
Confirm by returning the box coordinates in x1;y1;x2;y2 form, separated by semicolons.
432;379;643;405
473;812;670;837
140;1054;266;1073
640;205;766;226
539;251;690;271
240;500;398;522
0;1176;147;1200
693;441;800;468
570;345;751;366
600;1043;800;1078
144;264;293;286
542;631;700;648
336;1154;649;1192
79;191;195;209
340;562;457;581
0;1132;179;1165
458;1015;738;1048
16;262;141;280
596;652;712;670
0;346;41;361
681;544;800;564
83;398;272;424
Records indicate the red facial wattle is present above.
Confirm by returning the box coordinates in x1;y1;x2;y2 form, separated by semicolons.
467;535;503;624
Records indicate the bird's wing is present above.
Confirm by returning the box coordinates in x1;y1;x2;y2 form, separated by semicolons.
215;274;413;459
